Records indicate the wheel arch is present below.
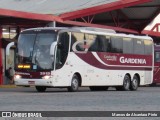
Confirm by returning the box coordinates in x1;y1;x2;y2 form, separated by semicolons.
125;73;131;81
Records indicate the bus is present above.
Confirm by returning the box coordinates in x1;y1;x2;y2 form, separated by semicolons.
6;27;154;92
153;45;160;84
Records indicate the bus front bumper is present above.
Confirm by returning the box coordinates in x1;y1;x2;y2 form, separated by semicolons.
14;78;54;87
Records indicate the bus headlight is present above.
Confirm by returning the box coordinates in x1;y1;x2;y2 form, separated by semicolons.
14;75;21;79
42;75;52;80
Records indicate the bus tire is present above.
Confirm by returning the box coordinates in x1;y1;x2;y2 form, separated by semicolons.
35;86;47;92
89;86;108;91
68;74;79;92
116;75;130;91
123;75;131;91
130;75;139;91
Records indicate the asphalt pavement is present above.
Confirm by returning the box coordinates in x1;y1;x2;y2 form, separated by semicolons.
0;86;160;120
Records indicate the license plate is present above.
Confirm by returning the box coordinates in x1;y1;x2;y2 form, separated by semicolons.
28;81;35;85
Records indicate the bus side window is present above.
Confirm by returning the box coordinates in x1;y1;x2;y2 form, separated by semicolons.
86;34;96;52
71;32;85;52
88;35;110;52
144;40;152;55
88;35;98;52
106;36;111;52
110;36;123;53
123;38;133;54
133;39;145;55
96;35;109;52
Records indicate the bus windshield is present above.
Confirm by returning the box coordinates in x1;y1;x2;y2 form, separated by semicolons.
16;32;57;70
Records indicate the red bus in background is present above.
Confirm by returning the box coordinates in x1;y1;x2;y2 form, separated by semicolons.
153;45;160;84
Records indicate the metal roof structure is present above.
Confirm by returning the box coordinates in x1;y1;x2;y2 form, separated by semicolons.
0;0;160;36
0;0;119;15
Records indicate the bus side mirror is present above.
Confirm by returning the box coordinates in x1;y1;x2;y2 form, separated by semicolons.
6;42;15;55
50;42;57;56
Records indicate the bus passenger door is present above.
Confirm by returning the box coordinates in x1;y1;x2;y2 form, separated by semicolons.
154;51;160;83
54;32;71;86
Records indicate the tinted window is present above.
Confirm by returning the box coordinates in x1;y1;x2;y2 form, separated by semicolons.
110;36;123;53
96;35;107;52
144;40;152;55
71;32;85;51
105;36;111;52
86;34;97;51
123;38;133;54
133;39;145;55
88;35;110;52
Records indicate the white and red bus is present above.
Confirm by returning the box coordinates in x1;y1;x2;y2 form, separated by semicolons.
153;45;160;84
6;27;154;92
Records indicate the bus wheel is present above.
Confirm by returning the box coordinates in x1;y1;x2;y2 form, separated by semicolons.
130;75;139;91
89;86;108;91
123;75;131;91
35;86;47;92
68;75;79;92
116;75;130;91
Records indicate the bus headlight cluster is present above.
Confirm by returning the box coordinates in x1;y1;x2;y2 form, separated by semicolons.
14;75;22;79
42;75;53;80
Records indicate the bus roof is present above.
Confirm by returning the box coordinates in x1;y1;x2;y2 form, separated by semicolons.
22;27;153;41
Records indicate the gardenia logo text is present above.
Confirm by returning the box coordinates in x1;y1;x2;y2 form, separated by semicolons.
120;57;146;64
